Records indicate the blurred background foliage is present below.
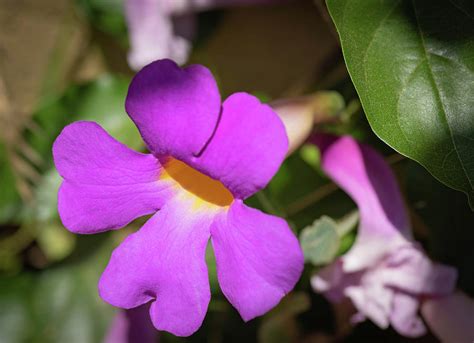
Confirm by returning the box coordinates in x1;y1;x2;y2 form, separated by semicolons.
0;0;472;342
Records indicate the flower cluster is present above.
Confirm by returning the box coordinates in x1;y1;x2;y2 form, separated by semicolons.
53;59;469;340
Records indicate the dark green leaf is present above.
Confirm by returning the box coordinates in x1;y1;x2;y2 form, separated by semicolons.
327;0;474;207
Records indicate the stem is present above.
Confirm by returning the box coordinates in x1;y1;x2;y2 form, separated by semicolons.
286;182;339;216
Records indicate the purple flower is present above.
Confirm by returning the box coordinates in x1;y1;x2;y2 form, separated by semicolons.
311;135;457;337
125;0;290;70
53;59;303;337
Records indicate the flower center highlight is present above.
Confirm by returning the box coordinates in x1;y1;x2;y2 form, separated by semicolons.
161;157;234;207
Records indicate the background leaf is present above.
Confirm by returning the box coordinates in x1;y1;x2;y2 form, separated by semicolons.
326;0;474;207
0;143;22;222
0;236;115;343
300;216;340;265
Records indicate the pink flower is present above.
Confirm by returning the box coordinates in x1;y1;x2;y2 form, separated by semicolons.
53;59;303;337
125;0;290;70
311;135;457;337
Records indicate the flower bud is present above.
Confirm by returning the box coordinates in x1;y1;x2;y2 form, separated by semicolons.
271;92;345;154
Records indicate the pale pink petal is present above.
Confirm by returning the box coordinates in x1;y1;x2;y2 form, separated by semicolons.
390;292;426;337
125;0;191;69
381;244;457;295
210;201;303;321
311;261;361;302
345;286;391;329
53;121;173;234
99;196;215;337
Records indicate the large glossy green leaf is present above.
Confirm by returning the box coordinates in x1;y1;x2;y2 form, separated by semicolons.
326;0;474;207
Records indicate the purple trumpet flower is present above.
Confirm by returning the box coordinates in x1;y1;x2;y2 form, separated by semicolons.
53;59;303;337
311;135;458;338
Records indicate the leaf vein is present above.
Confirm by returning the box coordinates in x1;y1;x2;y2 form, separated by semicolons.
447;0;474;22
411;0;474;191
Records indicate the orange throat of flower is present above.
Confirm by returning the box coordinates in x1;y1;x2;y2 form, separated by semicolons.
161;157;234;209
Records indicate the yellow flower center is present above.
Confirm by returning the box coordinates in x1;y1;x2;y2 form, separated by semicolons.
161;157;234;207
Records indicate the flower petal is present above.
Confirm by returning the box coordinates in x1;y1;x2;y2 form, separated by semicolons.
210;201;303;320
125;59;221;159
98;196;215;337
389;292;426;337
125;1;191;70
381;244;457;295
345;285;392;329
53;121;173;234
311;261;361;302
421;291;474;343
196;93;288;199
314;134;410;271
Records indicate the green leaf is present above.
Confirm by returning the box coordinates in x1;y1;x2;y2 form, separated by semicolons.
0;143;22;222
0;236;115;343
327;0;474;207
0;275;34;343
300;216;340;265
67;75;142;150
77;0;127;42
